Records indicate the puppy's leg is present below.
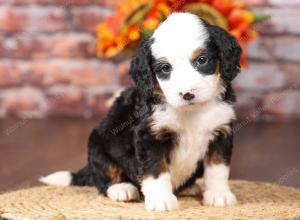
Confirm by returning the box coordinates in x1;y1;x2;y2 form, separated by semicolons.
203;164;236;206
203;131;236;207
88;129;140;202
135;120;179;211
142;172;179;211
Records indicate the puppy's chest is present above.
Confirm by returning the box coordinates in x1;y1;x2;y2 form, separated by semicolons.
150;103;235;189
168;125;210;189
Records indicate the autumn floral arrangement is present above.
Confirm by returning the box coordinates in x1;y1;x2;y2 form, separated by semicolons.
97;0;268;67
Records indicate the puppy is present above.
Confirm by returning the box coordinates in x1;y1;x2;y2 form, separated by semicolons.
41;12;242;211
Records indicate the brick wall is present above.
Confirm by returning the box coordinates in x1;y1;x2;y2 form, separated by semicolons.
235;0;300;121
0;0;299;120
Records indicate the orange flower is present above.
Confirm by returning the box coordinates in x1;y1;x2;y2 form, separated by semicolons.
127;24;141;41
230;26;257;45
240;48;248;68
228;8;254;29
156;2;172;15
211;0;234;16
96;0;267;67
143;17;160;30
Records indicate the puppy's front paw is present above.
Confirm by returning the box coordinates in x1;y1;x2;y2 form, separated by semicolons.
107;183;140;202
203;189;237;207
145;193;179;211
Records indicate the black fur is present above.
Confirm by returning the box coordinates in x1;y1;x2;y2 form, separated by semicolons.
129;38;155;99
71;85;175;194
206;23;242;82
70;17;241;199
206;128;234;166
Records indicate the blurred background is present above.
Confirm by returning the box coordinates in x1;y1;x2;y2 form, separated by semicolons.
0;0;299;193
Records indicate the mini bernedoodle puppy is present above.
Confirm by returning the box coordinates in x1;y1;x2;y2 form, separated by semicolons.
41;12;242;211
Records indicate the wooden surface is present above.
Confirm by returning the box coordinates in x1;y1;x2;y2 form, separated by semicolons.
0;118;299;193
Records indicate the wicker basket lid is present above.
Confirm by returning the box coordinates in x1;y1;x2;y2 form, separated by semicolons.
0;180;300;220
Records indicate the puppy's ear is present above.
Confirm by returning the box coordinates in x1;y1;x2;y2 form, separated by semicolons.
129;38;154;98
207;25;242;81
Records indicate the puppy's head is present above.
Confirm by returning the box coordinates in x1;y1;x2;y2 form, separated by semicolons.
129;12;241;109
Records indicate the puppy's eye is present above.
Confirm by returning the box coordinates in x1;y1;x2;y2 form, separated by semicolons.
161;64;172;73
154;63;172;80
196;56;208;65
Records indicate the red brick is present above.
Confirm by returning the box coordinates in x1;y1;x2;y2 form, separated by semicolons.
0;0;51;4
254;8;300;35
30;36;52;58
0;6;20;32
51;33;96;58
247;38;273;61
0;6;69;33
54;0;92;6
245;0;268;6
0;87;46;117
87;90;113;115
27;60;71;86
248;36;300;62
94;0;120;6
116;59;132;86
272;37;300;62
281;64;300;89
26;60;117;87
0;35;51;59
0;61;23;87
0;37;33;59
70;7;110;32
0;34;96;59
234;63;286;92
70;60;117;87
268;0;300;6
0;0;119;6
263;90;300;119
46;85;86;117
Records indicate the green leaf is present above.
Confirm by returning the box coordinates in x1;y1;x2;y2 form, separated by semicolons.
252;11;270;23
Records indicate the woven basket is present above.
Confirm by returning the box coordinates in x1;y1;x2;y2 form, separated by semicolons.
0;180;300;220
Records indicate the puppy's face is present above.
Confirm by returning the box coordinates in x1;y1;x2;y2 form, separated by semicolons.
151;15;220;108
130;13;241;109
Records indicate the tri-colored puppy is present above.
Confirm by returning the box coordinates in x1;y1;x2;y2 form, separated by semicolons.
41;12;242;211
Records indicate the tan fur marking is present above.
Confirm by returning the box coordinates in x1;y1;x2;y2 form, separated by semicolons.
205;152;225;166
215;124;231;137
107;165;124;183
153;82;165;98
215;65;220;75
151;127;172;140
191;47;204;60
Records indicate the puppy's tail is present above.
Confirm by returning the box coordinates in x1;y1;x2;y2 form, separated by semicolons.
39;165;93;187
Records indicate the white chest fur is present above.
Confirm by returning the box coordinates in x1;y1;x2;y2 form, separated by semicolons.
150;101;235;190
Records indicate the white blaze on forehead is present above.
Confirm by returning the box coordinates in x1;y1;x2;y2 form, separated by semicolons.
151;13;209;60
150;12;220;109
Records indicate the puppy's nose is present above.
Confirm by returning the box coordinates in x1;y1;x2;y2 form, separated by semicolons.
180;92;195;101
